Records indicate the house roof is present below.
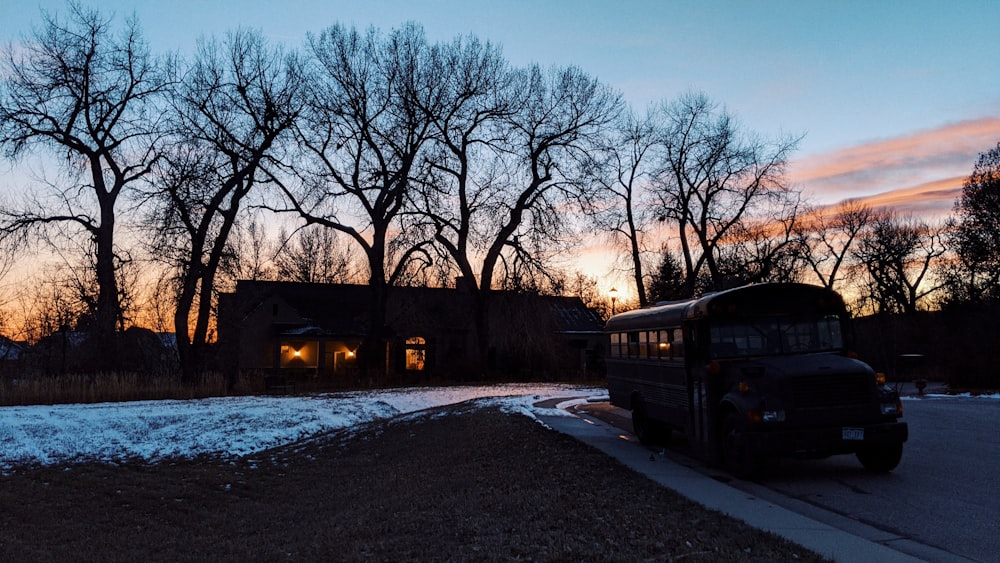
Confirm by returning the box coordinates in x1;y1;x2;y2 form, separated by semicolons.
228;281;604;337
544;295;605;334
0;336;24;361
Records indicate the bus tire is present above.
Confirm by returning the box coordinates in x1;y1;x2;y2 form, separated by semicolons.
856;443;903;473
721;411;762;479
631;399;656;445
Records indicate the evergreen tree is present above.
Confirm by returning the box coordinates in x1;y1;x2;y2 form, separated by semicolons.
945;143;1000;304
647;249;689;303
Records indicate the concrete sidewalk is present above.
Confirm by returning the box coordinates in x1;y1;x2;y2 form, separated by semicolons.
535;402;963;563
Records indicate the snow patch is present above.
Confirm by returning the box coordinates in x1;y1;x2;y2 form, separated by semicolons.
0;384;605;472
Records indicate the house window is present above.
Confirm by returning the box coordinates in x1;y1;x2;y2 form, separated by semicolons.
405;336;426;371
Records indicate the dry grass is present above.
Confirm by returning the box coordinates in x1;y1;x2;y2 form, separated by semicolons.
0;404;826;562
0;371;262;406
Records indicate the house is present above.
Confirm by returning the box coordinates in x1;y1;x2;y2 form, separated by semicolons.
18;327;177;375
217;280;606;385
0;335;25;375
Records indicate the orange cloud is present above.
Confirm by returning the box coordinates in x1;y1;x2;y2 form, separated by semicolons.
789;117;1000;201
810;177;963;223
789;116;1000;220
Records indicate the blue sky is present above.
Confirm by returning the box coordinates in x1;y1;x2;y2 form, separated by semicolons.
2;1;1000;293
5;2;997;140
3;0;998;209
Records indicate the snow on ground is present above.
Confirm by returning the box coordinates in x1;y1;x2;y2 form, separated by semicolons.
902;392;1000;401
2;383;995;473
0;384;606;472
916;392;1000;399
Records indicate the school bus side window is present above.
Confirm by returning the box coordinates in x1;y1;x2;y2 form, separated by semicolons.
628;332;640;358
657;329;670;359
671;328;685;359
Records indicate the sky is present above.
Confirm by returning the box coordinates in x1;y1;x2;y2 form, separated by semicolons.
2;0;999;294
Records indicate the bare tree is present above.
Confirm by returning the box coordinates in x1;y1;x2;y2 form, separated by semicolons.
712;194;808;288
585;107;661;306
560;271;604;310
412;47;623;373
487;65;621;293
0;3;167;367
217;216;278;289
654;92;801;294
23;265;90;339
799;199;873;291
278;23;441;376
274;224;357;283
148;29;301;383
854;211;947;315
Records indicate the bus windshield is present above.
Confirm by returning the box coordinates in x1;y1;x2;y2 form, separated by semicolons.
709;314;844;358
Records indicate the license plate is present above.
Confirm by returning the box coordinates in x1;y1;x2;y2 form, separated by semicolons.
842;427;865;441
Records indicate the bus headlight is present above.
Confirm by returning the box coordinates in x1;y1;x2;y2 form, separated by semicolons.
881;401;902;416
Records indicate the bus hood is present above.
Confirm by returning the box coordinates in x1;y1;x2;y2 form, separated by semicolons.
734;352;875;379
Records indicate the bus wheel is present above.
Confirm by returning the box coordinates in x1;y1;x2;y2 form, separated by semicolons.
721;412;761;479
856;443;903;473
631;399;656;445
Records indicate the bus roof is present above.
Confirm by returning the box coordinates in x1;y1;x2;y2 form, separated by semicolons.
604;283;845;332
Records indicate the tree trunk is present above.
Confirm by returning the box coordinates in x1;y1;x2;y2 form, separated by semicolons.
174;273;200;386
93;200;121;371
363;235;390;383
473;288;491;380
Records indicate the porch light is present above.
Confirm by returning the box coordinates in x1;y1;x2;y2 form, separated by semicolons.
293;349;301;358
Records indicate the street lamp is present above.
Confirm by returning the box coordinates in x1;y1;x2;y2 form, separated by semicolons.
609;287;619;315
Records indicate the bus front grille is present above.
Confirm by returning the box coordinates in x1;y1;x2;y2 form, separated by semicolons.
788;373;872;408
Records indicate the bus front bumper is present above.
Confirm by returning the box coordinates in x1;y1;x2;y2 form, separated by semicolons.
748;421;908;457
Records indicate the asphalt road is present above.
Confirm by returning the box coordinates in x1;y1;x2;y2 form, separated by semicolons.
579;396;1000;563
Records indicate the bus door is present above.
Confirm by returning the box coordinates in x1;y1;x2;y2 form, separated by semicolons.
684;322;710;454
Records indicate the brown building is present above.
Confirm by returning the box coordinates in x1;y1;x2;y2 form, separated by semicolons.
218;280;605;386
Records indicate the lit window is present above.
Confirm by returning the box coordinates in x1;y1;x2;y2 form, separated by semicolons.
405;337;426;371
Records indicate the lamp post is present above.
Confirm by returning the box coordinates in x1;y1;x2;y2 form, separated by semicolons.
609;286;619;316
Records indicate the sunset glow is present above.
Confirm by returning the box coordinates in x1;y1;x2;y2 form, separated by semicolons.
1;0;998;323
